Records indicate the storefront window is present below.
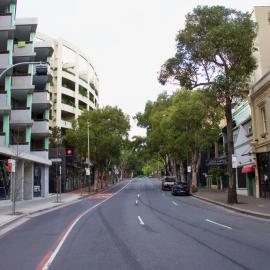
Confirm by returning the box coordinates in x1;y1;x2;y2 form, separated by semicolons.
237;169;247;188
257;152;270;198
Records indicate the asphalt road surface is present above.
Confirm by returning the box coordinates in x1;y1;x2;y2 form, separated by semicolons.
0;178;270;270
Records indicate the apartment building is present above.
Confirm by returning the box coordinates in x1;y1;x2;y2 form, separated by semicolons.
36;33;99;132
0;0;52;200
249;6;270;198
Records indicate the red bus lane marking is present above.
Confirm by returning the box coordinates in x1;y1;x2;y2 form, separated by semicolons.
35;181;131;270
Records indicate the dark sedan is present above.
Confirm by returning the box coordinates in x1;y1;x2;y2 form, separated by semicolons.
171;182;190;196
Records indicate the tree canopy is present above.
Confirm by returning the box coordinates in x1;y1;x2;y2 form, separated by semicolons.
158;5;257;203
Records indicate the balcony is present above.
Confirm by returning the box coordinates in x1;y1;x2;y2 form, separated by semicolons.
10;143;30;154
33;73;52;91
32;91;50;111
15;18;37;42
11;74;34;97
31;150;48;160
10;108;33;127
0;132;5;147
0;92;10;114
0;51;10;71
13;42;36;63
0;13;14;31
34;41;54;62
31;120;50;137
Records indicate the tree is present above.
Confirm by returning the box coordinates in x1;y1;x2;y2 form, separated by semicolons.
136;92;174;176
66;106;130;188
159;6;257;203
168;89;221;191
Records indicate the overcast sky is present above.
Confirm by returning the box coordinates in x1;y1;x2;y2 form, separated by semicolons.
17;0;269;137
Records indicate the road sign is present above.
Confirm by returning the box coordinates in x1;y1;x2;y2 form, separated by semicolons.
8;159;16;172
85;168;90;175
50;158;62;163
187;166;191;173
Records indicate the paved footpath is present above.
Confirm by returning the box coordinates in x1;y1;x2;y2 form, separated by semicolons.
193;188;270;219
0;184;113;230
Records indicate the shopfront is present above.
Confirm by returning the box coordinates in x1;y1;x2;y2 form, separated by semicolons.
257;152;270;198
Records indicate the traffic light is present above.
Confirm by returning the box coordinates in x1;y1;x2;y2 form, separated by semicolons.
66;148;73;156
66;148;74;164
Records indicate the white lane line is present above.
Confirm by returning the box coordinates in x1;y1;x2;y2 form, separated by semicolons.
138;216;145;225
172;201;178;206
206;219;232;230
41;180;132;270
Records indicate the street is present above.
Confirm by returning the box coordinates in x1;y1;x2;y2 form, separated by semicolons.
0;179;270;270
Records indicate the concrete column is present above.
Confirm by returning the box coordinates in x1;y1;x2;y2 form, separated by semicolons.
23;162;33;200
41;166;49;197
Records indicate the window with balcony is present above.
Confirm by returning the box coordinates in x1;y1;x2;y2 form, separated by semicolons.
62;77;75;91
61;94;75;107
32;112;45;121
89;92;94;103
31;138;45;151
78;101;87;111
0;116;4;134
10;129;27;144
11;98;27;109
79;85;87;97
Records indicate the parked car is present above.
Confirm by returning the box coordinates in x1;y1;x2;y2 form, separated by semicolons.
161;176;176;190
171;182;190;196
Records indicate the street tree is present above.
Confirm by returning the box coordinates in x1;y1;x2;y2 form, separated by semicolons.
136;92;174;175
168;89;221;191
66;106;130;188
159;6;257;203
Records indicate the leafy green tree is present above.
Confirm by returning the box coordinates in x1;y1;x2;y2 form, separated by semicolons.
136;92;174;175
168;89;221;191
66;106;130;187
159;6;257;203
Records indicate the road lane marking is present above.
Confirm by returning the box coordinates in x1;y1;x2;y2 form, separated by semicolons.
172;201;178;206
37;180;132;270
137;194;140;198
138;216;144;225
206;219;232;230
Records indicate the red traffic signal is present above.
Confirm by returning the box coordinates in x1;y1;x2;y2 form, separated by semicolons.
66;148;73;156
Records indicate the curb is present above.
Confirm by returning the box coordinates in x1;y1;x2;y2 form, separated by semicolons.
192;194;270;220
0;182;122;231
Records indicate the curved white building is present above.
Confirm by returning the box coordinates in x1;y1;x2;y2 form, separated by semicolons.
36;33;99;130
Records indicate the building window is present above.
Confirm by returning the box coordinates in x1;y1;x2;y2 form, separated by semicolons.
261;106;267;133
62;77;75;91
10;129;26;144
0;116;3;133
237;169;247;188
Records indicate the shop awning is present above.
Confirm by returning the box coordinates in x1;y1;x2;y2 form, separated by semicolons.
241;164;255;174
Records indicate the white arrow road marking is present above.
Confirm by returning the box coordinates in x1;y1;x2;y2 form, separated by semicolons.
206;219;232;230
172;201;178;206
138;216;144;225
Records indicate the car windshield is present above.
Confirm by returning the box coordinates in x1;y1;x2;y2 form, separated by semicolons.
164;178;176;182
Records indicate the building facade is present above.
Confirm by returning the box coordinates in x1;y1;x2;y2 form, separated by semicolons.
232;101;256;197
249;6;270;198
36;33;99;132
0;0;52;200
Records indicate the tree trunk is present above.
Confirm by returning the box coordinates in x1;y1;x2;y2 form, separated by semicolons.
225;101;238;204
179;160;185;182
191;150;199;192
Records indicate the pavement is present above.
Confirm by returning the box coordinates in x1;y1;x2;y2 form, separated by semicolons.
0;183;113;230
193;188;270;219
0;178;270;270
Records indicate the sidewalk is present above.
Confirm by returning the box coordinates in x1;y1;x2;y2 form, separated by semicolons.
0;183;114;230
193;188;270;219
